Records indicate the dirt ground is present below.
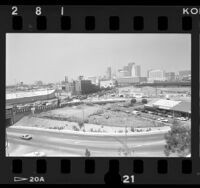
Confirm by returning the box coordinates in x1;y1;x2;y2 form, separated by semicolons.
34;102;190;128
37;102;159;128
38;105;101;119
88;108;156;128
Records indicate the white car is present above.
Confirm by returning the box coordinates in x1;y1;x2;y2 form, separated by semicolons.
178;117;188;121
157;118;165;121
132;110;140;115
24;152;46;157
20;134;32;140
161;119;169;123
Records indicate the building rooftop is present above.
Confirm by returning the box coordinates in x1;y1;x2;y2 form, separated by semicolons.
145;99;191;113
6;89;55;100
171;101;191;113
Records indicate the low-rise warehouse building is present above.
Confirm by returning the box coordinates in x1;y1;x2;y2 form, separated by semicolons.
144;99;191;117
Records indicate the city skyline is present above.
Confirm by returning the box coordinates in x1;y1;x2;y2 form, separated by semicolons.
6;34;191;85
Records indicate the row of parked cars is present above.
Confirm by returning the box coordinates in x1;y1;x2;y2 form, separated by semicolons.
135;108;189;122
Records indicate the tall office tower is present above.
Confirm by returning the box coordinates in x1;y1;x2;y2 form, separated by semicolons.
127;62;135;76
135;65;141;77
106;67;112;80
65;76;68;83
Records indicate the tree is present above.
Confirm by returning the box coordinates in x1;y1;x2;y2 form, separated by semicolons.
78;121;84;129
164;121;191;157
130;98;137;105
141;98;148;104
85;148;91;157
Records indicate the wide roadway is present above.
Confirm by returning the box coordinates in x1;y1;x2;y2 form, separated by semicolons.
6;127;167;157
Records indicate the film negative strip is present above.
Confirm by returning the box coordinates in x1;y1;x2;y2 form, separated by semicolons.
0;3;200;185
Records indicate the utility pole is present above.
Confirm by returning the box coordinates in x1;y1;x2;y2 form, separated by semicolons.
125;123;128;156
82;105;84;123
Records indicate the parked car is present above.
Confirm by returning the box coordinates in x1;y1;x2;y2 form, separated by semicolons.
161;119;169;123
177;117;188;121
157;118;165;121
45;102;52;106
132;110;140;115
20;134;32;140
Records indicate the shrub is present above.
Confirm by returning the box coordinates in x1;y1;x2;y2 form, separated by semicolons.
78;121;84;129
131;127;135;132
142;98;148;104
146;128;152;132
85;149;91;157
130;98;137;105
84;119;89;123
93;109;104;115
72;125;79;131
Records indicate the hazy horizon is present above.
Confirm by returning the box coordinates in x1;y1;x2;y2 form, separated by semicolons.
6;33;191;85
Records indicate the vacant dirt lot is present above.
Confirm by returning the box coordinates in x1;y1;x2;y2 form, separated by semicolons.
36;103;163;128
88;110;156;128
38;105;101;120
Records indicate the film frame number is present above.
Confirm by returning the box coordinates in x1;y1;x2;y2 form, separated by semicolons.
122;175;135;184
11;6;18;15
61;6;64;15
35;7;42;15
30;176;45;183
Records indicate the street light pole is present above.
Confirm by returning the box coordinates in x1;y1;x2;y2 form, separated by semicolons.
82;105;84;123
125;123;128;156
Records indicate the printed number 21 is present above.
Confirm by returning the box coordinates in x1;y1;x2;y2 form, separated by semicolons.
122;175;134;184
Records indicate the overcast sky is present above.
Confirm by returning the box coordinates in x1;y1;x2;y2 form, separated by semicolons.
6;33;191;85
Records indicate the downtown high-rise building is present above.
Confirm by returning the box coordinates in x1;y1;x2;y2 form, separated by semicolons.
148;69;166;82
106;67;112;80
118;62;141;78
135;65;141;77
165;72;175;81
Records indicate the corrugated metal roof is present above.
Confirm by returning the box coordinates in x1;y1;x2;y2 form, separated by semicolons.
171;101;191;113
145;99;180;109
153;99;181;108
145;99;191;113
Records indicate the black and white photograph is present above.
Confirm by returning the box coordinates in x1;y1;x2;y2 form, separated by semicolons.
6;34;191;157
